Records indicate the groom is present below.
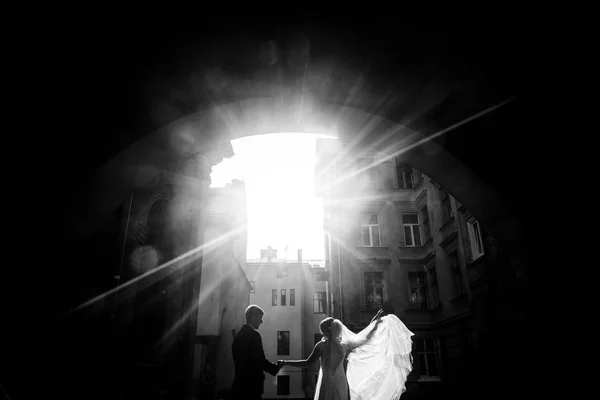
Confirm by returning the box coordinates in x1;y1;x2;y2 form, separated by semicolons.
231;305;281;400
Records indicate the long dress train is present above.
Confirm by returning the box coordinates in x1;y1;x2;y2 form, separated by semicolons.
345;314;414;400
313;314;413;400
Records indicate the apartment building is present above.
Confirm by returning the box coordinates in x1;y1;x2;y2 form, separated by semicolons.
245;249;328;399
315;138;499;398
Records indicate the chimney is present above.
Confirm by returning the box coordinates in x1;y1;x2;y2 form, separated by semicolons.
297;249;302;263
267;246;272;262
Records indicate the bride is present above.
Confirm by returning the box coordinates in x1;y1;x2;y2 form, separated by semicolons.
279;309;414;400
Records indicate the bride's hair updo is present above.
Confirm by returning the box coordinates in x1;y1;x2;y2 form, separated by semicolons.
319;317;334;337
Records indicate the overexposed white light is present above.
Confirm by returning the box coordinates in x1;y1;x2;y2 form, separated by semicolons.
210;133;334;261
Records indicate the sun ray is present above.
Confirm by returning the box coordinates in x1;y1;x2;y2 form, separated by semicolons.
154;263;229;348
65;225;247;316
380;97;517;164
314;97;517;196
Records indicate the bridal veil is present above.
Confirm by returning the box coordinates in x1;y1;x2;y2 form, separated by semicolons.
337;314;414;400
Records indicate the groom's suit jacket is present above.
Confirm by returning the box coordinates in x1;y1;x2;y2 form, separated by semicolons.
231;324;279;398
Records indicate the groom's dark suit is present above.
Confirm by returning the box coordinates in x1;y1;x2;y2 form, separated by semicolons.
231;323;279;400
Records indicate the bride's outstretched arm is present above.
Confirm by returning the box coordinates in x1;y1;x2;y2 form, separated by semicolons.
279;341;322;368
369;309;385;325
347;309;384;352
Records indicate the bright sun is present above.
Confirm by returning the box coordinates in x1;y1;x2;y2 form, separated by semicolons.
210;133;332;261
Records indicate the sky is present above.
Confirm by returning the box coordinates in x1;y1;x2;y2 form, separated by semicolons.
210;133;331;261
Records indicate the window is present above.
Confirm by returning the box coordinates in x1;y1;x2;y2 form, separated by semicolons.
314;333;322;345
277;375;290;395
441;189;453;224
272;289;277;306
361;213;381;247
421;206;431;242
281;289;286;306
313;292;327;314
364;271;385;310
277;331;290;355
290;289;295;306
396;162;415;189
449;252;466;297
357;158;377;189
315;269;328;281
467;220;485;259
402;214;422;247
415;338;440;379
249;281;255;293
408;271;429;309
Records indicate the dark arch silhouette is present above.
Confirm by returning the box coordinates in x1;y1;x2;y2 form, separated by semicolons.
131;198;169;365
3;14;538;400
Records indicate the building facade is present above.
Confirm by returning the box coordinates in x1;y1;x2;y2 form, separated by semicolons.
245;250;328;399
102;149;252;400
315;138;502;398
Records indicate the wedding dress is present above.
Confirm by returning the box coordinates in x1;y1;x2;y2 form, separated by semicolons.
314;314;414;400
314;327;349;400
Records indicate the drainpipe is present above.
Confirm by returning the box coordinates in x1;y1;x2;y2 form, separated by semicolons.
336;215;343;322
333;142;343;322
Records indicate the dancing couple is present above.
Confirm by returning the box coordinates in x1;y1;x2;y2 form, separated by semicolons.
232;304;414;400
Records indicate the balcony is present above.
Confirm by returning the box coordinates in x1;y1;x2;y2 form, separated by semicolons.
355;245;391;260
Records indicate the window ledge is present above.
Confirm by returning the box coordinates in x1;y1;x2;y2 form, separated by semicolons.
471;253;485;262
356;246;389;249
466;255;485;268
397;238;432;247
421;237;433;246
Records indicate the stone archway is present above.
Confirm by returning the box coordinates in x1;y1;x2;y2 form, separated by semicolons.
80;94;527;400
6;17;533;400
79;95;520;257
